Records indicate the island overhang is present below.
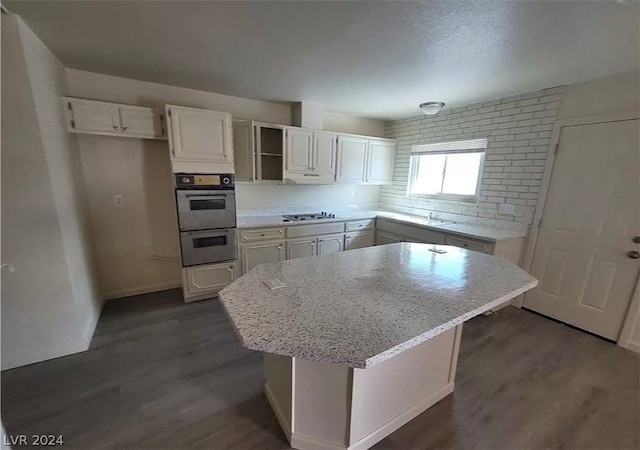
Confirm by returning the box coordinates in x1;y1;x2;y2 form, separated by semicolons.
219;243;538;369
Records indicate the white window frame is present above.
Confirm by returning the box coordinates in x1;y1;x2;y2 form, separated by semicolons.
407;138;487;203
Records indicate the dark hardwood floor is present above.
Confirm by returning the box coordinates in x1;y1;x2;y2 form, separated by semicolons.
2;289;638;449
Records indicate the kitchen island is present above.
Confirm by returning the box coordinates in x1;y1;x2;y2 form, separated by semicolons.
219;243;537;450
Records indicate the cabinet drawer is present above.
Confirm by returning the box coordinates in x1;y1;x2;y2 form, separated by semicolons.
345;219;375;232
445;235;494;254
239;227;285;242
182;261;237;302
287;222;345;238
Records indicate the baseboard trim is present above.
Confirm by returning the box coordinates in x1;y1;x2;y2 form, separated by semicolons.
1;338;89;371
103;281;182;301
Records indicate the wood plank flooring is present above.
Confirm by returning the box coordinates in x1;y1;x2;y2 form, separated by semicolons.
2;289;638;449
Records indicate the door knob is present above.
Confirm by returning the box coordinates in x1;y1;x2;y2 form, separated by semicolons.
628;251;640;259
633;236;640;244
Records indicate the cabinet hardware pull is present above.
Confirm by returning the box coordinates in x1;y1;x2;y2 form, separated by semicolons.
113;126;120;130
123;126;129;131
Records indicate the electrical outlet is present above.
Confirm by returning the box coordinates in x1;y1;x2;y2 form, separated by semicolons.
114;195;123;207
498;203;515;216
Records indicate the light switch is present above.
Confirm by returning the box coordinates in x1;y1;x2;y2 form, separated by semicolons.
114;195;123;207
499;203;515;215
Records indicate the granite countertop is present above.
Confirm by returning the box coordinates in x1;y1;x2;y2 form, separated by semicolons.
219;243;538;369
236;210;526;242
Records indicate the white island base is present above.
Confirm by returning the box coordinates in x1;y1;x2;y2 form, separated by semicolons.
264;325;462;450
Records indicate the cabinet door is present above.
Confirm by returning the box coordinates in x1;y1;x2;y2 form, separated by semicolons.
182;262;237;301
317;234;343;255
119;106;165;139
166;105;233;163
241;241;285;274
336;135;368;183
285;127;313;172
344;231;374;250
68;99;121;134
287;238;316;260
232;121;255;182
366;139;396;184
313;131;337;177
375;231;404;246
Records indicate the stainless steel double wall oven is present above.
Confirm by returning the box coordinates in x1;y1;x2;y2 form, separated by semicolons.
175;173;237;267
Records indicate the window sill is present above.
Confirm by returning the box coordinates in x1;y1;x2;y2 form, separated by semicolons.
407;193;479;204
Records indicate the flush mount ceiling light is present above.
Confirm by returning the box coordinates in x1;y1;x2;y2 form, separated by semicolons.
419;101;445;116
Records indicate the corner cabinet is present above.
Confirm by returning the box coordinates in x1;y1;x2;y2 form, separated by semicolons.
166;105;234;173
63;97;166;140
336;136;395;185
366;139;395;184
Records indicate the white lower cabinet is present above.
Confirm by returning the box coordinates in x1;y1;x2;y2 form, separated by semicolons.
345;231;375;250
317;234;344;255
287;238;316;260
240;240;286;273
445;235;493;254
375;219;446;244
182;261;237;302
375;231;404;246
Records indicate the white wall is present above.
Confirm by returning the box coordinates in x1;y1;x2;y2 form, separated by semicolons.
236;184;379;211
323;111;385;137
557;71;640;120
1;15;100;370
66;70;383;298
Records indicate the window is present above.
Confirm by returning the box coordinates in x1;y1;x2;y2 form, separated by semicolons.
408;139;487;201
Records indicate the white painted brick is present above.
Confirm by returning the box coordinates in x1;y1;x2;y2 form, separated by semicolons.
516;98;539;107
381;86;562;225
500;108;522;116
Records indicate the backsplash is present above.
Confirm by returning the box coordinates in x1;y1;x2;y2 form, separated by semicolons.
380;86;564;225
236;183;380;212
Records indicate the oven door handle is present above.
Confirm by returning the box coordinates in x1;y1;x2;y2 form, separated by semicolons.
184;193;229;199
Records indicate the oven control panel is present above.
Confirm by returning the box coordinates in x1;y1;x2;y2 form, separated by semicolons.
175;173;234;189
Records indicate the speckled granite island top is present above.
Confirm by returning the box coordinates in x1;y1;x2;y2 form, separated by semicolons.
219;243;538;369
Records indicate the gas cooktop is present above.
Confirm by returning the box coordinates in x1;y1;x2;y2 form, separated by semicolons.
282;212;336;222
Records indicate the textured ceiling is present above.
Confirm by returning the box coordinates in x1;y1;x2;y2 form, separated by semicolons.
5;1;639;119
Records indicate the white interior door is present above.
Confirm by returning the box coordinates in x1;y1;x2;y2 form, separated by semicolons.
524;119;640;340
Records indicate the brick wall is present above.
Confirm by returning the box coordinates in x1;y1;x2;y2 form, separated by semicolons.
380;87;564;225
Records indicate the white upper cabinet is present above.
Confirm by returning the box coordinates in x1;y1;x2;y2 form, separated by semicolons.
366;139;395;185
63;97;166;140
284;127;337;183
313;131;338;176
336;136;395;185
166;105;233;171
285;127;313;172
336;135;368;183
119;106;165;139
68;99;121;134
